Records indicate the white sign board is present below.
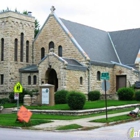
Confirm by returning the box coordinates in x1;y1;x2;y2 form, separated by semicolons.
42;88;49;104
14;93;19;100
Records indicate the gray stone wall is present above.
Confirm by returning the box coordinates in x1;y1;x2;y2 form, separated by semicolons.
0;11;35;92
20;73;39;91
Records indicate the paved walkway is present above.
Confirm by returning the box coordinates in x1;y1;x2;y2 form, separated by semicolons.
32;111;130;130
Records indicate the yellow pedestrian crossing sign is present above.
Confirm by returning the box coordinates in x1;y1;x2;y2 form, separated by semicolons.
14;82;23;93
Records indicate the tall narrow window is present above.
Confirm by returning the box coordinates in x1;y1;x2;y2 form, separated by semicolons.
28;75;31;85
80;77;83;85
58;45;62;57
14;39;18;61
0;74;4;85
33;75;37;85
41;47;45;59
26;41;29;62
20;33;24;62
97;71;101;81
1;38;4;61
49;41;54;52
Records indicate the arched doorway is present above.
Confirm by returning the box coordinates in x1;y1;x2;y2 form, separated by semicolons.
45;69;58;91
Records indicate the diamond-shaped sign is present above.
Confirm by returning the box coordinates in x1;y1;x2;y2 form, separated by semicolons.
14;82;23;93
17;106;32;123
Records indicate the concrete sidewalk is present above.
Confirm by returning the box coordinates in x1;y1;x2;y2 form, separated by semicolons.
32;111;130;130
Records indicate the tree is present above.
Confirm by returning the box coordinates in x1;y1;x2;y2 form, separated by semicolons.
34;19;40;38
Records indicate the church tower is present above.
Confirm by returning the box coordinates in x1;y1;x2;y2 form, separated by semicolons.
0;10;35;92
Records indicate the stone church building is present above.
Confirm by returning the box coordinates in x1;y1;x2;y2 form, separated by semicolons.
0;7;140;96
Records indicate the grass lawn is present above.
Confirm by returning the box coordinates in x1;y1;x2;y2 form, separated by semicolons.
90;114;137;123
0;113;52;127
0;107;135;128
0;100;139;128
25;100;139;110
3;103;22;108
3;100;139;110
56;124;82;130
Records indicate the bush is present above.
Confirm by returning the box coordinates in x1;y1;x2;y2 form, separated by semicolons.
0;98;10;105
117;87;134;100
55;90;69;104
135;90;140;101
9;88;32;103
66;91;86;110
88;90;100;101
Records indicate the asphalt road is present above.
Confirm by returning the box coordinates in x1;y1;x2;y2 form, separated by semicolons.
0;120;140;140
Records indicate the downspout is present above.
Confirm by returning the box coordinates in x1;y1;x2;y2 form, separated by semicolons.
88;61;91;96
19;72;22;84
32;40;34;64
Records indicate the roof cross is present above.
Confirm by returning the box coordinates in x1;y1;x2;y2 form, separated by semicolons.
50;6;55;14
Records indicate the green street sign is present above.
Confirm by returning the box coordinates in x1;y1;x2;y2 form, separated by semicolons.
101;72;109;80
14;82;23;93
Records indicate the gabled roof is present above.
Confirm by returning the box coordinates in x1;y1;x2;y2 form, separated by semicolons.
61;18;119;64
109;29;140;65
38;53;87;71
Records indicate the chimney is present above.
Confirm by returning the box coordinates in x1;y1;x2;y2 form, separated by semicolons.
28;12;32;16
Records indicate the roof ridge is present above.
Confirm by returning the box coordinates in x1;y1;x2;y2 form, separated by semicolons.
54;15;90;61
108;33;121;63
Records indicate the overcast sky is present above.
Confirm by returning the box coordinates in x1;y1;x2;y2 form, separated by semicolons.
0;0;140;31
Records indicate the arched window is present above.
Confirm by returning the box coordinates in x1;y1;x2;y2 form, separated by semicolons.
26;41;29;63
58;45;62;57
33;75;37;85
20;33;24;62
28;75;31;85
49;41;54;52
14;39;18;61
97;71;101;81
80;77;83;85
1;38;4;61
41;47;45;59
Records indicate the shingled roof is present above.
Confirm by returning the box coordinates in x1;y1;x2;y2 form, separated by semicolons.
60;18;140;66
109;29;140;65
61;18;119;64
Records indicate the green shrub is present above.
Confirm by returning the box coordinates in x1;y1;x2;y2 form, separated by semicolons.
66;91;86;110
88;90;100;101
55;90;69;104
9;92;16;103
0;98;10;105
9;88;32;103
135;90;140;101
117;87;134;100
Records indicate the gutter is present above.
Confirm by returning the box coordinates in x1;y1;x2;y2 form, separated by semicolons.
88;62;91;95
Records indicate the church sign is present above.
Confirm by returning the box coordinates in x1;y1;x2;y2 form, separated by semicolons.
42;88;49;104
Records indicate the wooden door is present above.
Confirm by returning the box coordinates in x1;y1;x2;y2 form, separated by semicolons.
116;75;126;91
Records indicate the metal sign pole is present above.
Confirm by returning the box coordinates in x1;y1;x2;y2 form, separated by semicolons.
104;80;108;121
17;93;19;109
